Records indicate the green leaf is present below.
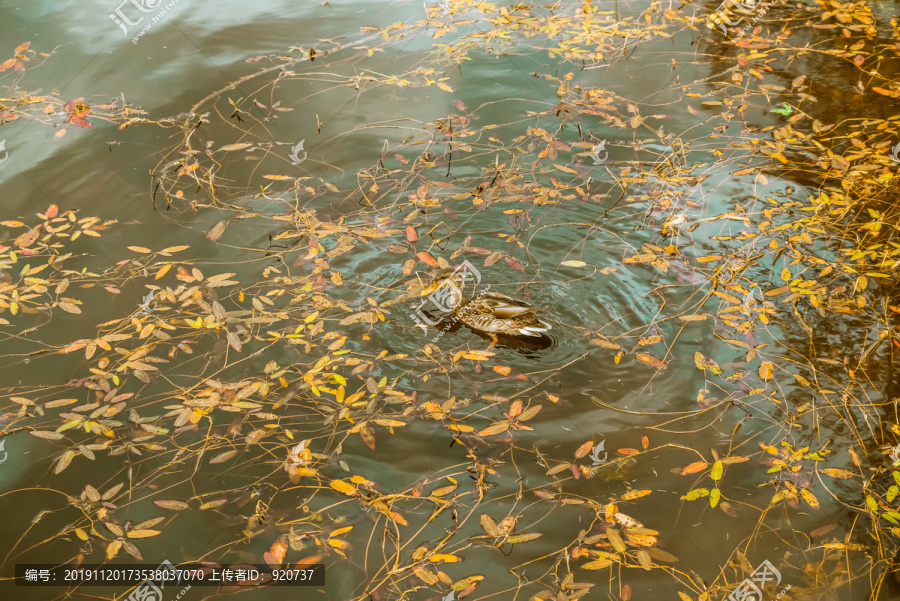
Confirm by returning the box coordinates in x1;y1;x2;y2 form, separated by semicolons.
710;488;721;508
771;104;792;115
681;488;709;501
56;419;82;433
866;495;879;513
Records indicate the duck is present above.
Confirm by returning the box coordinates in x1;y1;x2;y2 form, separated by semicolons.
422;268;552;338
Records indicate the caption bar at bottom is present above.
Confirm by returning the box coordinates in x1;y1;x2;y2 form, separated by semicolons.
14;564;324;587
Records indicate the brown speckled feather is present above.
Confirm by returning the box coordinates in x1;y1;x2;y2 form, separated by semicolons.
454;292;551;336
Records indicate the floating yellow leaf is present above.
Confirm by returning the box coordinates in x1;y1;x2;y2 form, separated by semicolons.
507;532;542;543
581;559;613;570
330;479;358;496
127;529;161;538
429;553;461;563
801;489;820;509
821;468;855;479
478;422;510;436
620;489;652;500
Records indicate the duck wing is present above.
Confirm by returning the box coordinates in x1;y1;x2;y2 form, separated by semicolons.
474;293;538;319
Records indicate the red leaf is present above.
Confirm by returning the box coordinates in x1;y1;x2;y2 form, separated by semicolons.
69;117;92;128
416;251;438;267
45;204;58;219
406;226;418;242
14;41;31;54
0;58;15;72
264;536;288;569
503;255;524;271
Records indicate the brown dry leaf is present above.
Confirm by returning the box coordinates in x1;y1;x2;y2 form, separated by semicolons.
481;514;500;537
607;528;627;553
359;424;376;450
546;463;572;476
207;221;227;241
635;353;666;369
210;450;237;464
637;549;652;570
199;498;228;511
55;450;75;474
153;500;189;511
16;228;40;249
219;142;253;151
591;338;621;350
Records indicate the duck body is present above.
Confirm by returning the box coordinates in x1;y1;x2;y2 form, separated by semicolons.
454;292;551;337
422;268;551;337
